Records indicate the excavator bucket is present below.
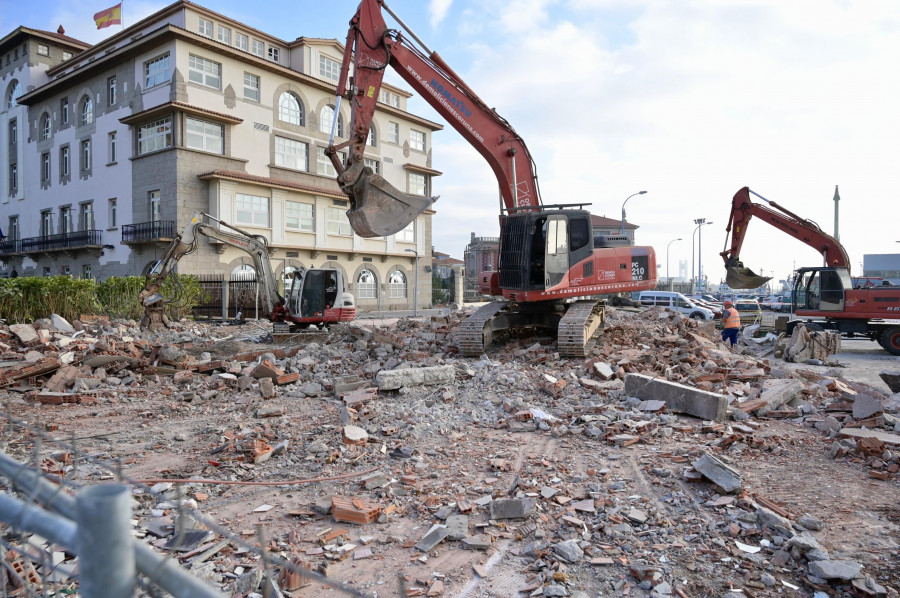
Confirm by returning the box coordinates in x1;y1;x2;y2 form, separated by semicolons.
343;165;435;238
726;266;772;290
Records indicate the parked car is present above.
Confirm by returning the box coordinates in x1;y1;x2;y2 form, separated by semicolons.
637;291;715;320
732;299;762;325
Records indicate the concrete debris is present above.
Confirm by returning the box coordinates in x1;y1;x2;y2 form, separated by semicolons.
0;306;897;597
880;370;900;393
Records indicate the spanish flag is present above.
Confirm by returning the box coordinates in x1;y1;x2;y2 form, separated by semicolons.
94;3;122;29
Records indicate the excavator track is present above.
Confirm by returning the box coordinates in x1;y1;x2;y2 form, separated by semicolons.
457;301;509;357
557;299;606;358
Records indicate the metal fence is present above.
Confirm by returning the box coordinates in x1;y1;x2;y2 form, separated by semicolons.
192;274;265;320
0;410;373;598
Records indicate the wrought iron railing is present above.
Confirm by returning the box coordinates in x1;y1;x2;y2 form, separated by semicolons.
19;230;102;252
0;239;22;254
121;220;176;243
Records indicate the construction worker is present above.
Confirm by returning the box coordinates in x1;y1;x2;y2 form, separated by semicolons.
721;300;741;347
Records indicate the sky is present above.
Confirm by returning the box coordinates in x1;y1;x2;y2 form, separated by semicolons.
5;0;899;289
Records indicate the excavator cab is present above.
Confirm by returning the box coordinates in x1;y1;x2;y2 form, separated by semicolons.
288;268;355;320
794;267;850;313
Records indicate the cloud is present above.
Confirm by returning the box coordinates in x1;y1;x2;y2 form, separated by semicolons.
429;0;454;28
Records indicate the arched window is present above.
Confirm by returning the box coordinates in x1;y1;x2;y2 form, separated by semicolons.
356;269;376;299
81;96;93;126
6;80;22;108
278;92;304;125
367;124;376;147
319;105;343;137
388;270;407;298
40;113;52;140
231;264;256;281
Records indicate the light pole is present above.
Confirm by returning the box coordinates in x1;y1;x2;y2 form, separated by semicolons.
691;219;713;294
620;190;647;236
404;248;419;317
666;238;682;291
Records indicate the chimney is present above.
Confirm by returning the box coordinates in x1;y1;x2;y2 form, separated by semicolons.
57;25;65;35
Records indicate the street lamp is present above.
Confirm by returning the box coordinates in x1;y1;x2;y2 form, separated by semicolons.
666;238;682;291
691;219;713;294
620;190;647;236
404;248;419;317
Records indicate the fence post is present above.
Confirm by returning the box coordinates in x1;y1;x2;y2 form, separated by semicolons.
76;484;136;598
222;279;228;321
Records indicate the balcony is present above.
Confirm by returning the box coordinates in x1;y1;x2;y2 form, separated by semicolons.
122;221;176;244
18;230;103;254
0;239;22;255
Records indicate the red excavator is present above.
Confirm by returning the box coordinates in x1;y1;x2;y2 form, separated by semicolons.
721;186;900;355
325;0;657;356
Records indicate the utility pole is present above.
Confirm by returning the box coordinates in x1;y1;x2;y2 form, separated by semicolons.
833;185;840;241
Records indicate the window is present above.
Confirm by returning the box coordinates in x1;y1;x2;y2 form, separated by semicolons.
275;136;308;171
7;80;21;108
108;131;117;163
388;270;407;298
327;207;352;236
278;92;303;125
317;147;337;177
8;217;18;241
410;129;426;151
108;76;117;105
236;193;269;226
364;158;380;174
38;44;49;56
251;39;264;57
285;201;314;231
408;172;427;196
62;51;72;61
62;266;71;277
145;54;170;88
367;125;376;147
243;72;260;101
40;113;52;140
235;33;249;51
138;118;172;154
8;119;15;145
388;121;399;144
41;153;51;182
397;221;415;242
268;47;279;62
380;90;400;108
319;55;340;81
82;265;92;279
356;269;377;299
61;99;69;124
109;198;117;228
185;117;224;154
198;18;213;37
81;139;92;171
81;96;93;125
149;191;160;221
60;207;72;234
188;55;222;89
60;146;70;176
80;203;94;230
319;105;343;136
217;26;231;45
8;164;16;195
40;211;51;237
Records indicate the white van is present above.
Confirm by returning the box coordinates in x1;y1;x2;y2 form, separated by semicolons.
638;291;715;320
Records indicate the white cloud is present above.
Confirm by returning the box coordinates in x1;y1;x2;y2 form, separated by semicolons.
429;0;454;28
424;0;900;286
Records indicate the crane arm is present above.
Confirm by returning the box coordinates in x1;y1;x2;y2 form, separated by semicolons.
139;213;286;329
720;187;851;289
328;0;542;237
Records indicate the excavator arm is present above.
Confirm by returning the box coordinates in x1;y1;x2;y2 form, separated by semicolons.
139;212;287;330
720;186;851;289
327;0;542;237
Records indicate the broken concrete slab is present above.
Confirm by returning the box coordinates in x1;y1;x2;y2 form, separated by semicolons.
692;452;742;493
415;524;449;552
50;314;75;333
259;378;276;399
461;534;491;551
879;370;900;394
625;373;727;421
553;539;584;563
756;379;804;415
445;515;468;541
375;365;455;390
593;362;614;380
852;394;884;420
9;324;38;344
490;498;536;520
808;560;863;581
839;427;900;446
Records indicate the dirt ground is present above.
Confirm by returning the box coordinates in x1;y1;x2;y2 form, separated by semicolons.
2;313;899;598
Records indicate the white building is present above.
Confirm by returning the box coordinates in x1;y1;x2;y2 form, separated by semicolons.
0;1;443;311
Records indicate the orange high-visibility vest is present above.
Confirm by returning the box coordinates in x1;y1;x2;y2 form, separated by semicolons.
723;307;740;328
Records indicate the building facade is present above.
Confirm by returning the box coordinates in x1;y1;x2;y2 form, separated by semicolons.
0;1;442;312
863;253;900;286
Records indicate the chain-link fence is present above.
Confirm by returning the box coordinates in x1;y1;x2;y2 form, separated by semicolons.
0;410;376;598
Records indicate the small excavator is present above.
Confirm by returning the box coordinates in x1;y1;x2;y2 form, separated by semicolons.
138;212;355;331
325;0;657;357
721;186;900;355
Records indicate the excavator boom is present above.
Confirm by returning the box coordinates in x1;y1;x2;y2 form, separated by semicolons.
721;187;851;289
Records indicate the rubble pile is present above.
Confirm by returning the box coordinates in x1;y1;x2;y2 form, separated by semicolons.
1;307;898;597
